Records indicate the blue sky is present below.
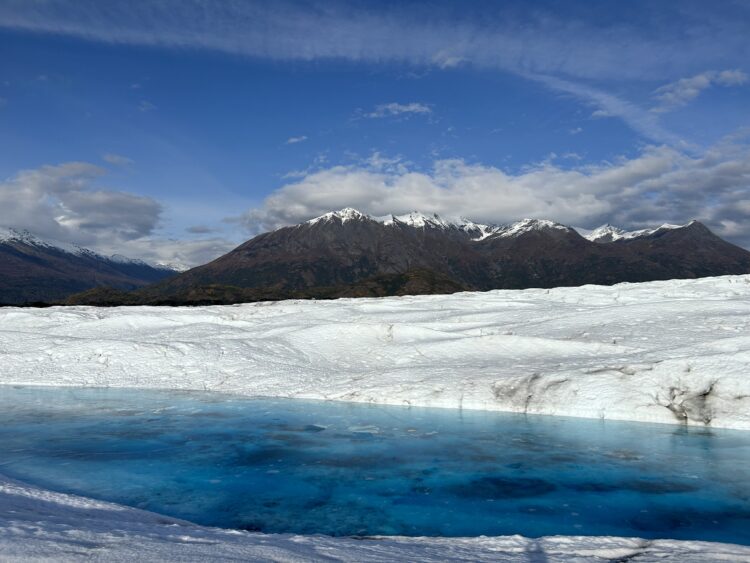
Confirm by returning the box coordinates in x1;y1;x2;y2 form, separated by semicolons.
0;0;749;266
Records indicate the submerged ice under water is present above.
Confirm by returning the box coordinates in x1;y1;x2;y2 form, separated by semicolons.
0;386;749;544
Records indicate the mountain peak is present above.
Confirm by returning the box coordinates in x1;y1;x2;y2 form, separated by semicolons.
495;218;573;238
386;211;455;229
300;210;703;246
0;227;46;246
306;208;370;225
583;224;627;243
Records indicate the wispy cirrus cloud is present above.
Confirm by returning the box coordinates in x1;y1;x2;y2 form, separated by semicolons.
102;153;134;166
653;69;749;112
1;1;747;145
528;74;687;147
0;1;747;82
285;135;308;145
365;102;432;119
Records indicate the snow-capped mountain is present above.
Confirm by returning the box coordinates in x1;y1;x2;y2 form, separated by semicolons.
0;228;175;270
578;222;694;243
0;228;179;304
101;208;750;306
306;208;575;241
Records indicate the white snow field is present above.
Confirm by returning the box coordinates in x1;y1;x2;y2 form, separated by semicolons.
3;275;750;561
1;275;750;429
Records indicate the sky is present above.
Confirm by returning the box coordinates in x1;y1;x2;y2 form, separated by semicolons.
0;0;749;266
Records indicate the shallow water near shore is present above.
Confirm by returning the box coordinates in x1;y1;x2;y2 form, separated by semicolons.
0;385;749;544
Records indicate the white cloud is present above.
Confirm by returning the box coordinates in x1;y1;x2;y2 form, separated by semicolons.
0;162;235;267
112;236;236;269
239;142;750;248
0;162;160;243
569;127;583;135
653;69;749;112
365;102;432;119
102;153;134;166
285;135;308;144
0;1;746;82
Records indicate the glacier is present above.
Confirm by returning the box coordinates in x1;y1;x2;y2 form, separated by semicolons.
2;274;750;561
1;275;749;429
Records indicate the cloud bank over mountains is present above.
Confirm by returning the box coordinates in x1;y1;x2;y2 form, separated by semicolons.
0;163;235;267
242;140;750;248
4;133;750;268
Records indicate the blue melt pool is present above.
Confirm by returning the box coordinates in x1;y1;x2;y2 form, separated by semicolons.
0;386;749;543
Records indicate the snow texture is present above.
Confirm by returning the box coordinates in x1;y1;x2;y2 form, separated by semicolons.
1;275;750;429
2;473;749;562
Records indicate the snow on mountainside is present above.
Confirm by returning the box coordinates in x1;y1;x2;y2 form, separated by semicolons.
155;260;191;273
0;227;173;269
304;208;681;243
306;208;577;241
579;222;694;243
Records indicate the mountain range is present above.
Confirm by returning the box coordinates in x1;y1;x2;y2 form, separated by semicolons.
0;228;178;305
54;208;750;306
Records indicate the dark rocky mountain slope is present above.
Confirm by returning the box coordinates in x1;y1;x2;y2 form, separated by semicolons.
66;209;750;306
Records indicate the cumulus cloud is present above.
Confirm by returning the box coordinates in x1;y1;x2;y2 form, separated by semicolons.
365;102;432;119
285;135;308;144
0;162;158;243
238;142;750;248
653;69;749;112
0;162;235;267
102;153;134;166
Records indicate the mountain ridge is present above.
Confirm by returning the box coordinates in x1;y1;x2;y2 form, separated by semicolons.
0;228;179;305
64;209;750;306
6;210;748;306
